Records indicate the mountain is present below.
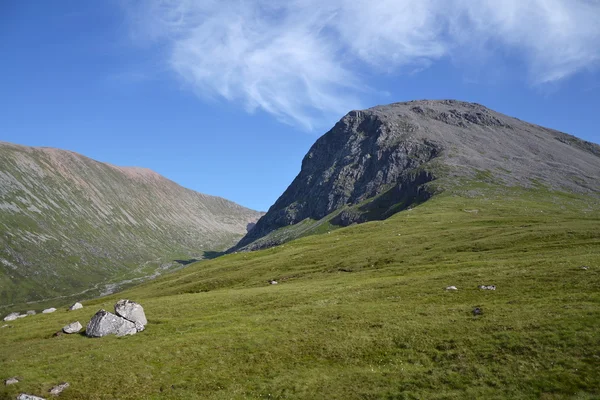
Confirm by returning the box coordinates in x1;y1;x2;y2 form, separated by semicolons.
0;142;262;307
233;100;600;251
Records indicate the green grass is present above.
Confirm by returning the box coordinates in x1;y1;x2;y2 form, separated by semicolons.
1;187;599;399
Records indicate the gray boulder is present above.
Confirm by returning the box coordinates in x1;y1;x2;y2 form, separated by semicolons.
5;377;19;385
3;312;19;321
69;302;83;311
17;314;28;319
445;286;458;291
17;395;46;400
62;321;83;334
42;308;56;314
86;310;137;337
114;299;147;329
49;382;70;396
26;310;36;316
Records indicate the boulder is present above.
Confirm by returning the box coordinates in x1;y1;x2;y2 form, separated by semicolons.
49;382;70;396
17;314;28;319
69;302;83;311
478;285;496;290
26;310;36;316
114;299;147;329
42;308;56;314
269;280;278;285
3;312;19;321
5;377;19;385
86;310;137;337
17;395;46;400
63;321;83;334
445;286;458;291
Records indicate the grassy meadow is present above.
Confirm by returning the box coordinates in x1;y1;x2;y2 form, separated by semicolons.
1;186;599;399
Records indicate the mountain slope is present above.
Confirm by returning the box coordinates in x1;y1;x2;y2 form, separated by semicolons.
233;100;600;251
2;185;599;399
0;142;262;306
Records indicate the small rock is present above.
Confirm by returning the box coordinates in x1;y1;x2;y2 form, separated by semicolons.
69;302;83;311
3;312;19;321
445;286;458;291
114;299;147;331
17;314;28;319
26;310;36;316
86;309;137;337
478;285;496;290
62;321;83;334
5;377;19;385
42;308;57;314
17;394;46;400
579;265;589;270
269;280;278;285
1;324;9;328
49;382;70;396
472;307;483;316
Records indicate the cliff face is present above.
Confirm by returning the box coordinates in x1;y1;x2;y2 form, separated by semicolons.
0;142;262;306
234;100;600;251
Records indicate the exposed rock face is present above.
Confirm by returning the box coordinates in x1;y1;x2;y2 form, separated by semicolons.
69;302;83;311
85;310;137;337
233;100;600;251
4;312;19;321
49;382;70;395
114;299;147;330
0;141;262;307
42;308;56;314
63;321;83;334
17;394;46;400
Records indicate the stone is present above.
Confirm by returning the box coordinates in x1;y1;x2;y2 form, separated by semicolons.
114;299;147;330
580;265;589;270
5;377;19;385
26;310;36;316
3;312;19;321
472;307;483;316
478;285;496;290
1;324;9;328
445;286;458;291
69;302;83;311
17;314;28;319
49;382;70;396
269;280;278;285
42;308;56;314
62;321;83;334
17;395;46;400
86;309;137;337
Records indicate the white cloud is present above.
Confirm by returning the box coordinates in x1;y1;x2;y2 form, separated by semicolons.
128;0;600;129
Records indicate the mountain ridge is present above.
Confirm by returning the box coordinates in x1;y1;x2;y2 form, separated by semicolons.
233;99;600;251
0;141;262;306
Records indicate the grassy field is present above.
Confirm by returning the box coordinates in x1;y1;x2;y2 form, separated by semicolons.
1;186;599;399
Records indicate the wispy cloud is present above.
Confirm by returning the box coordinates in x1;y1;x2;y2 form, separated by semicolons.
126;0;600;129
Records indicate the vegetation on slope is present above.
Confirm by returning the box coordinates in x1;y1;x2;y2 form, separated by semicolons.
0;142;261;307
1;186;599;399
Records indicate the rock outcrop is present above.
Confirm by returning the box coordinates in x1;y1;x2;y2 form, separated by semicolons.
114;299;147;331
86;310;137;337
232;100;600;251
3;312;19;321
63;321;83;334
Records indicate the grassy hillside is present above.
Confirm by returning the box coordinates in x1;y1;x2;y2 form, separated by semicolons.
1;186;599;399
0;142;261;308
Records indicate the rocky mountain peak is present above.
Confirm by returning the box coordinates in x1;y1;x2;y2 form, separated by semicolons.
232;100;600;251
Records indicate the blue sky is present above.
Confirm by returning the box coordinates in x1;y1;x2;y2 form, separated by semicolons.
1;1;599;211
